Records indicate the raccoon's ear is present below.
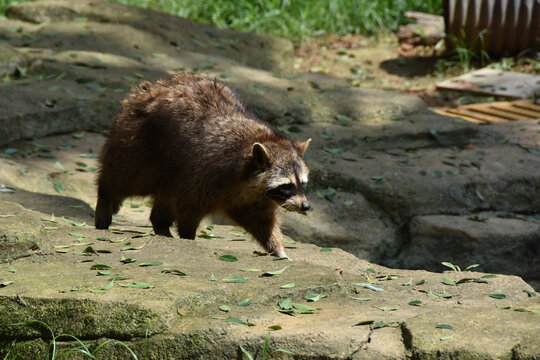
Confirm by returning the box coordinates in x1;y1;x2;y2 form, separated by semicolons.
251;142;273;169
296;138;312;158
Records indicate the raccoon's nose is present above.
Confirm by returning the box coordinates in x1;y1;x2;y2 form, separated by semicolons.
300;201;311;212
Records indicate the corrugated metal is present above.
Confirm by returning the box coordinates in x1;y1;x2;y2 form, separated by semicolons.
444;0;540;56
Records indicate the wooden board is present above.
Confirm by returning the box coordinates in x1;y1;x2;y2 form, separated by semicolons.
436;68;540;99
434;100;540;124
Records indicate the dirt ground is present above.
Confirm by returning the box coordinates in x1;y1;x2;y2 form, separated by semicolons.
292;34;539;107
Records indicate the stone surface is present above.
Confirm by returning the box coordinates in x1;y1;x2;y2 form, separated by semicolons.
0;215;538;359
0;201;52;262
0;43;27;78
399;214;540;279
0;1;539;357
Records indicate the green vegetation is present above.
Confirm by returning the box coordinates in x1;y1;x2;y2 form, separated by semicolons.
1;0;443;42
2;320;141;359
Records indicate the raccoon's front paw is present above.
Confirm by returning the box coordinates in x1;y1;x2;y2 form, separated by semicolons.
94;213;112;229
274;248;290;260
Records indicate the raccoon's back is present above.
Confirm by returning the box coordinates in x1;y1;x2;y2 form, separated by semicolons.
101;74;274;191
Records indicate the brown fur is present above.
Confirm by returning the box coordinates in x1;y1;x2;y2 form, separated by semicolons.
95;74;310;257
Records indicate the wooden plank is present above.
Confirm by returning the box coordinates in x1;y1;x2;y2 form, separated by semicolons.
513;100;540;113
443;108;506;123
490;103;540;119
468;104;527;120
433;108;486;123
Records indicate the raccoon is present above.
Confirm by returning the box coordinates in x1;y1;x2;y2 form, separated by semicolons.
95;74;311;258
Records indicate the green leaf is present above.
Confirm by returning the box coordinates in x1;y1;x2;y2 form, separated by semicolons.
442;276;456;285
292;303;315;313
335;114;353;125
237;298;252;307
481;274;497;278
278;298;292;310
223;276;248;283
320;247;332;252
240;268;261;272
304;294;326;302
435;290;455;298
121;245;146;251
218;255;238;262
225;318;253;326
464;264;480;271
198;233;224;239
0;280;14;287
365;268;376;273
441;262;459;271
138;261;163;267
161;269;187;276
219;305;230;312
488;293;507;299
53;181;63;193
436;324;454;330
208;273;217;281
402;279;413;286
415;279;426;285
513;308;540;314
62;217;85;227
72;132;85;139
273;256;288;261
455;278;476;284
440;335;453;341
351;297;372;301
90;264;111;270
152;53;166;58
377;307;398;311
373;322;393;329
268;325;282;331
280;283;295;289
354;320;374;326
343;200;354;206
523;290;537;297
119;281;153;289
262;266;288;276
97;270;111;276
324;187;336;201
90;289;106;294
324;147;344;155
276;308;297;316
54;161;69;173
120;256;136;264
353;283;384;292
369;175;386;184
239;346;254;360
69;232;85;238
408;300;423;306
107;276;128;281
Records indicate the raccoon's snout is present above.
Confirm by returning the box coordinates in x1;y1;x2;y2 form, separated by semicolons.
300;201;311;212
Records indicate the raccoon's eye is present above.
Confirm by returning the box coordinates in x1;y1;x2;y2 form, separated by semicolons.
301;182;307;192
268;183;294;201
277;183;294;196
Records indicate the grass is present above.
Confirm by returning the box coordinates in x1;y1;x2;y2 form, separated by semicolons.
1;0;442;43
2;320;142;360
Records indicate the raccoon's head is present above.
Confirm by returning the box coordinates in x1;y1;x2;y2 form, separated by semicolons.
251;139;311;213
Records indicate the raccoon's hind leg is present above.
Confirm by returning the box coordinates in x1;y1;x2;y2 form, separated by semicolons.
95;188;123;230
227;203;287;258
150;200;174;237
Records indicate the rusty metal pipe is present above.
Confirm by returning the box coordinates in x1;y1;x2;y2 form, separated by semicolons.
444;0;540;56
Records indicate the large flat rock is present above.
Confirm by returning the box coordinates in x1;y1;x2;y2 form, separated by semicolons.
0;210;538;359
